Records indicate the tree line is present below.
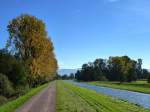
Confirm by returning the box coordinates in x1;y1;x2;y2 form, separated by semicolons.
75;56;150;82
0;14;57;105
55;73;75;80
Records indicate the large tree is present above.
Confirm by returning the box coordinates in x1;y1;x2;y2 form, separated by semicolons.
6;14;57;86
108;56;137;82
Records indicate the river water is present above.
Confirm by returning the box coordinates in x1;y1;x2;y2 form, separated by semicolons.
67;81;150;108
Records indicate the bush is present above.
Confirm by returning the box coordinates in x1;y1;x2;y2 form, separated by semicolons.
15;84;29;97
100;76;108;81
9;61;27;86
147;75;150;83
0;96;7;105
0;49;27;87
0;73;14;98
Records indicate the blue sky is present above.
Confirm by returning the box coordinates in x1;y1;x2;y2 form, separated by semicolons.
0;0;150;69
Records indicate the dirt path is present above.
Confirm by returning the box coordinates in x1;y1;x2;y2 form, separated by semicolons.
15;81;56;112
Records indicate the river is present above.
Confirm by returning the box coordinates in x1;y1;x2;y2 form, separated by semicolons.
67;81;150;108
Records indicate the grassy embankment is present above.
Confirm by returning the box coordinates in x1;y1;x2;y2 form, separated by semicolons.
56;80;150;112
88;81;150;94
0;83;49;112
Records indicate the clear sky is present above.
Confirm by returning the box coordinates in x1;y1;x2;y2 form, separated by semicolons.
0;0;150;69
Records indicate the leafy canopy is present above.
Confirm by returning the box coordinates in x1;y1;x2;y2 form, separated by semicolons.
7;14;57;86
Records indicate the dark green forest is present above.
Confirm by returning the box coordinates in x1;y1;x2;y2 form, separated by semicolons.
75;56;150;82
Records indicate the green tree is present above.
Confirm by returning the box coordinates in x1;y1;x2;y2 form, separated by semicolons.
147;75;150;83
61;74;68;80
136;59;143;79
108;56;137;82
0;49;27;86
75;56;139;82
0;73;14;98
142;69;150;79
69;73;75;79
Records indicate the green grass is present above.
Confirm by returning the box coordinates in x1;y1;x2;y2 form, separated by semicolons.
88;81;150;94
0;83;49;112
56;80;150;112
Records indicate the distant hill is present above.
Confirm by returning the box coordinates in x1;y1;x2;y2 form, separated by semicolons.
58;69;78;75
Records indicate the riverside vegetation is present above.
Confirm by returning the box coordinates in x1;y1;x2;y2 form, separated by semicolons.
0;14;57;106
75;57;150;82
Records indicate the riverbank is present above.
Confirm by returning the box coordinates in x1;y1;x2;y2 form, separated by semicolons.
56;80;149;112
88;80;150;94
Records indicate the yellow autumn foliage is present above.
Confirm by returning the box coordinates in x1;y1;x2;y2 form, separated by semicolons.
7;14;57;85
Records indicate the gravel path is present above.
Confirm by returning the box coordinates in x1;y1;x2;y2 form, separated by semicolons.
15;82;56;112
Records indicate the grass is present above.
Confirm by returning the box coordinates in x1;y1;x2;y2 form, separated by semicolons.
56;80;150;112
0;83;49;112
88;80;150;94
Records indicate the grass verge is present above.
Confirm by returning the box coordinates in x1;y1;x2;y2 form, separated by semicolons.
56;80;150;112
88;81;150;94
0;83;49;112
